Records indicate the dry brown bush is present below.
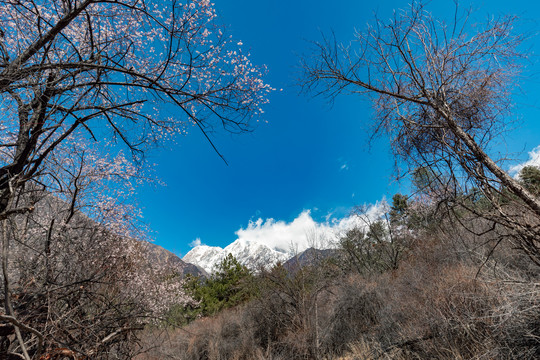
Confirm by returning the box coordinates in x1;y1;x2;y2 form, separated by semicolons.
137;309;268;360
137;223;540;360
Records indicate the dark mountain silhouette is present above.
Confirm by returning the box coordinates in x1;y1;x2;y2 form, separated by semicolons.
283;247;338;273
140;241;208;278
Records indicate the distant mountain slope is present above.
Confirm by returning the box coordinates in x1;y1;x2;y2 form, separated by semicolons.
183;239;292;273
283;247;338;273
140;241;208;278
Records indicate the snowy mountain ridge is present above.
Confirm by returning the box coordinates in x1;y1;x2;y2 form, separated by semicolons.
182;207;390;273
182;239;293;273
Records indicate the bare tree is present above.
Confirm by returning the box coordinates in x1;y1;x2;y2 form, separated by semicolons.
1;146;194;359
0;1;270;358
0;0;271;215
301;1;540;264
338;196;417;275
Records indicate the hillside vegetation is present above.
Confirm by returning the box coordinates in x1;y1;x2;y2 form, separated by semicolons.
2;1;540;358
138;177;540;359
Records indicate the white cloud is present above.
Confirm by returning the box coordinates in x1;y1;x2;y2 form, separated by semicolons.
509;145;540;176
189;237;203;247
234;201;388;254
338;158;349;171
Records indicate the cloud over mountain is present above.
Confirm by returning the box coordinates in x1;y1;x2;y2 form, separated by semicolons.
183;202;388;273
235;203;387;254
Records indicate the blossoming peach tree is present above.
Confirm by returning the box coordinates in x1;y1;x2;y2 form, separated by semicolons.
0;0;271;358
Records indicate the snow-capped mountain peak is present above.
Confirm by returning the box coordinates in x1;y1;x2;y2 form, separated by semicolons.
182;239;292;273
182;245;223;273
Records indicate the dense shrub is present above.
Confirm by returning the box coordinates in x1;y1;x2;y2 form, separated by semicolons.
169;254;256;325
139;215;540;360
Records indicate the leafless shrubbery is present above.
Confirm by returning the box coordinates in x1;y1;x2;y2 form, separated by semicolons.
0;190;192;359
1;195;138;358
337;197;422;276
139;216;540;359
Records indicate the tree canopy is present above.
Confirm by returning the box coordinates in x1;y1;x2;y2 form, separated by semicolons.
0;1;270;358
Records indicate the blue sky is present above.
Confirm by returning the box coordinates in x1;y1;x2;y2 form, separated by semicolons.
138;0;540;257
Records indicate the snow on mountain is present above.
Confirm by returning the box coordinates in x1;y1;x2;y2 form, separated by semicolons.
182;245;224;273
182;239;292;273
183;206;389;274
223;238;291;270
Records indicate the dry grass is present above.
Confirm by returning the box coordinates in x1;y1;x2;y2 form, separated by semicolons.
137;225;540;360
